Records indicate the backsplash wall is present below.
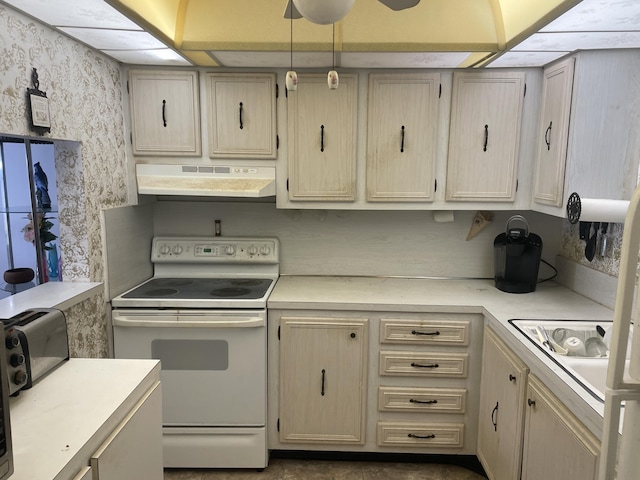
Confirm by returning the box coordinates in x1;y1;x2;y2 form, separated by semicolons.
153;201;563;279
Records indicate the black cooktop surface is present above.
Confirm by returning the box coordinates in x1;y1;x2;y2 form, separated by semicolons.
122;277;273;300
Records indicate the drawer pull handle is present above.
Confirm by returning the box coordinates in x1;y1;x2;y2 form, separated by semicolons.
408;433;436;440
162;99;167;127
321;369;326;396
411;362;439;368
411;330;440;336
409;398;438;405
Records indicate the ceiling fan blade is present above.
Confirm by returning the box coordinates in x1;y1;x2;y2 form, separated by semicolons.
377;0;420;11
283;0;303;19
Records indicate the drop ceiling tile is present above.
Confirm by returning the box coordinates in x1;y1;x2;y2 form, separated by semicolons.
341;52;473;68
514;31;640;51
102;49;192;66
486;51;570;67
2;0;141;29
58;28;165;50
541;0;640;32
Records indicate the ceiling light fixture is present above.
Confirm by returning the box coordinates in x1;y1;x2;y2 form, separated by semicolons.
292;0;354;25
328;23;339;90
286;1;297;91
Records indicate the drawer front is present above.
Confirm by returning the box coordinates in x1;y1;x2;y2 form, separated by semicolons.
380;319;470;346
377;422;464;448
378;386;466;413
379;351;468;378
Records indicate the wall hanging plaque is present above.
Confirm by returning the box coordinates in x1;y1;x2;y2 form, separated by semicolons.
27;68;51;134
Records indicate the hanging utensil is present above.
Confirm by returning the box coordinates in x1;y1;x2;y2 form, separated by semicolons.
579;221;591;241
585;221;599;262
598;222;609;258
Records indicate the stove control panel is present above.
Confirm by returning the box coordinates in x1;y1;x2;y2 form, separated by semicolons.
152;237;279;263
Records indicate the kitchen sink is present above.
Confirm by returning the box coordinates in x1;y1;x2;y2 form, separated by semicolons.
508;319;626;403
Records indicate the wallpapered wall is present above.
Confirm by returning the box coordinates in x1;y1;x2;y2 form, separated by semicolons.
0;6;128;357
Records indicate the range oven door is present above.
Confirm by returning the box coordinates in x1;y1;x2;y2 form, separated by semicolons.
112;309;266;427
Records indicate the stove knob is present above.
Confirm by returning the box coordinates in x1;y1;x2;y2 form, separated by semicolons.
13;370;27;385
248;246;258;256
5;335;20;349
260;246;271;256
225;245;236;255
172;245;183;255
10;354;25;368
159;244;171;255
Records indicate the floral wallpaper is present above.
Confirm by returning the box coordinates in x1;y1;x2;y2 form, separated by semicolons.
0;5;127;357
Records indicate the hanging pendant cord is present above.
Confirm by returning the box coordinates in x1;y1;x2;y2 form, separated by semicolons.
290;4;293;70
332;23;335;70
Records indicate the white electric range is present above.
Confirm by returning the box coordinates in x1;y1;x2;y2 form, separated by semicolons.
111;236;279;469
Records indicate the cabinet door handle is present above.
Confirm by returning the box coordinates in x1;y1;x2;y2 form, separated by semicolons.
483;124;489;151
411;362;439;368
527;398;536;407
509;374;516;382
320;125;325;152
162;99;167;127
409;398;438;405
491;401;499;431
239;102;244;130
408;433;436;439
411;330;440;336
321;368;326;396
545;121;552;150
401;125;405;153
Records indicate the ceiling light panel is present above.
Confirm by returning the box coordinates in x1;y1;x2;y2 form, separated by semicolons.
2;0;142;29
58;28;167;50
210;51;335;68
102;49;192;66
541;0;640;32
340;52;474;68
514;31;640;51
486;51;570;67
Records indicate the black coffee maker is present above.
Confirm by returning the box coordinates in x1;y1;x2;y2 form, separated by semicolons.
493;215;542;293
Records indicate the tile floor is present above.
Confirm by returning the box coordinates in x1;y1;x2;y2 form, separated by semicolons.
164;457;487;479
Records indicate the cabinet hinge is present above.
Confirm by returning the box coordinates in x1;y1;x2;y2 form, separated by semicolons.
126;80;129;94
276;135;279;150
285;86;288;99
278;325;281;340
516;179;519;192
277;418;280;432
524;83;527;97
130;132;132;144
439;83;442;98
276;83;279;99
434;178;438;192
286;178;289;192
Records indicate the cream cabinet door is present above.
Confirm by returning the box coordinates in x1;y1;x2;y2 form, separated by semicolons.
206;73;277;158
287;74;357;201
91;382;163;480
521;375;600;480
279;317;368;444
366;73;440;202
477;327;528;480
128;70;201;156
533;58;575;207
446;71;525;202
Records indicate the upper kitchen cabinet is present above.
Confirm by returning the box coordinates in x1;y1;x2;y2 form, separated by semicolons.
532;58;575;208
446;71;525;202
532;50;640;217
366;73;440;202
128;70;201;157
206;73;277;159
287;73;358;202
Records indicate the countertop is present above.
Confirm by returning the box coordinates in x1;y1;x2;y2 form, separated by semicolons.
268;275;615;438
9;358;160;480
0;282;102;319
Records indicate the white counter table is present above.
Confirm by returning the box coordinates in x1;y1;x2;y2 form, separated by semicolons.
0;282;102;319
268;275;615;439
8;358;162;480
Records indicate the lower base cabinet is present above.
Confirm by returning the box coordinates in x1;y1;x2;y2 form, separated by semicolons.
521;375;600;480
90;381;163;479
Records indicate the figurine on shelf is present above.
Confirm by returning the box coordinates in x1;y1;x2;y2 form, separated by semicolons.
34;161;51;209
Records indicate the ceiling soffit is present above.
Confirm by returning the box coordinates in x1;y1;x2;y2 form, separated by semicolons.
107;0;579;67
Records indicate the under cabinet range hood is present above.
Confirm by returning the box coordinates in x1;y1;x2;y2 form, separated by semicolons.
136;164;276;197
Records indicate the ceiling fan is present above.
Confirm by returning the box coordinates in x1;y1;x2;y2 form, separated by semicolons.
284;0;421;25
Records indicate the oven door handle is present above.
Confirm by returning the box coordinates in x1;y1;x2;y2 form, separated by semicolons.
112;316;265;328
